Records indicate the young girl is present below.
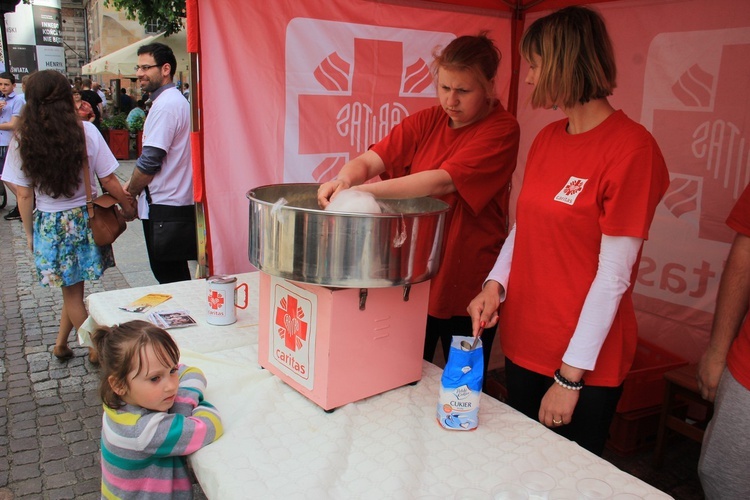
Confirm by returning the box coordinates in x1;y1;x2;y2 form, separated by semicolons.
92;320;223;499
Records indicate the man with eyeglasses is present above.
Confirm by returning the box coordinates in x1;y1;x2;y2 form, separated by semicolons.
125;43;195;284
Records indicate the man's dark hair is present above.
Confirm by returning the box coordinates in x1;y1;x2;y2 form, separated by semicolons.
120;87;128;94
137;43;177;78
0;72;16;85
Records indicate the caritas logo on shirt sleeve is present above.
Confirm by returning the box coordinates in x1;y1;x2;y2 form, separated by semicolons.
554;176;588;205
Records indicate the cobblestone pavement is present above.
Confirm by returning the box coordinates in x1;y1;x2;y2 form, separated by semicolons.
0;161;215;499
0;205;131;499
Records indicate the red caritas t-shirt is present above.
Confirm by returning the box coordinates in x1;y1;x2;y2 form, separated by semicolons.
499;110;669;386
372;103;519;318
726;182;750;390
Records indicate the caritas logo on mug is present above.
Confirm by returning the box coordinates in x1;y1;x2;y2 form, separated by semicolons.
207;275;249;326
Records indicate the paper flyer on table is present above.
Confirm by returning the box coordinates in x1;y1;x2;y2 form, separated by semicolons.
148;310;197;329
119;293;172;313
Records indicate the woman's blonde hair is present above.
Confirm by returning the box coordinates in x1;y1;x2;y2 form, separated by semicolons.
92;320;180;409
520;6;616;109
431;31;501;97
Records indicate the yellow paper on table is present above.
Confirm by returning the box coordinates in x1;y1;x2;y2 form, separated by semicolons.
119;293;173;313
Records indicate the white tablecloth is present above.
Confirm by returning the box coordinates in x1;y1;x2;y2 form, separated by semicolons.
85;272;671;500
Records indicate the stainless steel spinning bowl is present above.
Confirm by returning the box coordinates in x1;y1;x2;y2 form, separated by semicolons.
247;183;449;288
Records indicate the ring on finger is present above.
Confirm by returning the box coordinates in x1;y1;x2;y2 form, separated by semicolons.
552;418;562;425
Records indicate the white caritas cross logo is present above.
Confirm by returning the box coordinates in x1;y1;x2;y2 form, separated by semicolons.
283;19;453;183
554;176;588;205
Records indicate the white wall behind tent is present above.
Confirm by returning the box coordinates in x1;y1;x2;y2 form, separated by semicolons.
191;0;750;363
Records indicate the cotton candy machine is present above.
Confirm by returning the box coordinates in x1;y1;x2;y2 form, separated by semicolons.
248;183;449;410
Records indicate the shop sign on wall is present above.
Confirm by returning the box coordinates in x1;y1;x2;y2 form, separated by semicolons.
3;0;64;78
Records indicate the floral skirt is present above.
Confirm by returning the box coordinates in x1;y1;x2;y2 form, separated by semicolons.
33;206;115;287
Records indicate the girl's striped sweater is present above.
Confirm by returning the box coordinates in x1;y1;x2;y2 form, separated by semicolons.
100;364;223;499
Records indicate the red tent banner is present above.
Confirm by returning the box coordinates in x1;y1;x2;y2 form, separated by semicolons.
189;0;750;362
193;0;513;271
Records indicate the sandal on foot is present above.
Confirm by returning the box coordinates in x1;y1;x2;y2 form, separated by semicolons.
53;345;74;360
88;347;100;365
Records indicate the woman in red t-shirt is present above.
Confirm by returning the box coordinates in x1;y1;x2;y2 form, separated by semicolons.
317;33;520;377
468;6;669;455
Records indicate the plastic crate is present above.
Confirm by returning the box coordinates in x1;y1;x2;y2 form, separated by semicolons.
607;402;689;455
607;406;661;455
616;339;688;413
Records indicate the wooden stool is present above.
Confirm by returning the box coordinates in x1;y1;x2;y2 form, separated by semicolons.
653;364;714;467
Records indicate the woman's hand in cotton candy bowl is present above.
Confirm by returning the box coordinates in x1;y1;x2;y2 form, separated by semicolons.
323;189;382;214
317;177;351;208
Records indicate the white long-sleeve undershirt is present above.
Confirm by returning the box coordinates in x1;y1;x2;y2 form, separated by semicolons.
484;226;643;370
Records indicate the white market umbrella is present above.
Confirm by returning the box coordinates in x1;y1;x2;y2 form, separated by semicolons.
82;29;189;77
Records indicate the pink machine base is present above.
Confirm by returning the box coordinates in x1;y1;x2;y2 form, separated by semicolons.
258;272;430;411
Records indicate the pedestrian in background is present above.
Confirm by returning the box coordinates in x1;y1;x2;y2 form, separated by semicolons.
0;70;134;362
127;99;147;129
80;78;103;131
468;6;669;455
697;182;750;499
92;81;108;118
73;86;95;122
119;87;135;114
0;71;25;218
126;43;195;284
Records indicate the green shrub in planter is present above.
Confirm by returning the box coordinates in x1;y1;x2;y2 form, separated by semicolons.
102;113;128;130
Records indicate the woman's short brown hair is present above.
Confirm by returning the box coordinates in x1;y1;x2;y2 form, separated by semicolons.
520;6;616;109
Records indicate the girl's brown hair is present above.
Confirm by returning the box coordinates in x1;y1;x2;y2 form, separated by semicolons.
520;6;616;109
91;320;180;409
431;31;501;97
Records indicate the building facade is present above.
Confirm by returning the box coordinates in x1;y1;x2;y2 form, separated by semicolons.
62;0;156;80
61;0;86;77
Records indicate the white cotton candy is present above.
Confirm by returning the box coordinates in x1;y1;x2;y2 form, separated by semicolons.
325;190;382;214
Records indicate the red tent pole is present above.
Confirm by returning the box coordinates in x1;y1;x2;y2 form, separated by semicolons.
186;0;211;277
507;1;525;117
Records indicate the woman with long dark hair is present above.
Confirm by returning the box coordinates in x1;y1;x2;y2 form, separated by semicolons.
0;70;135;362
